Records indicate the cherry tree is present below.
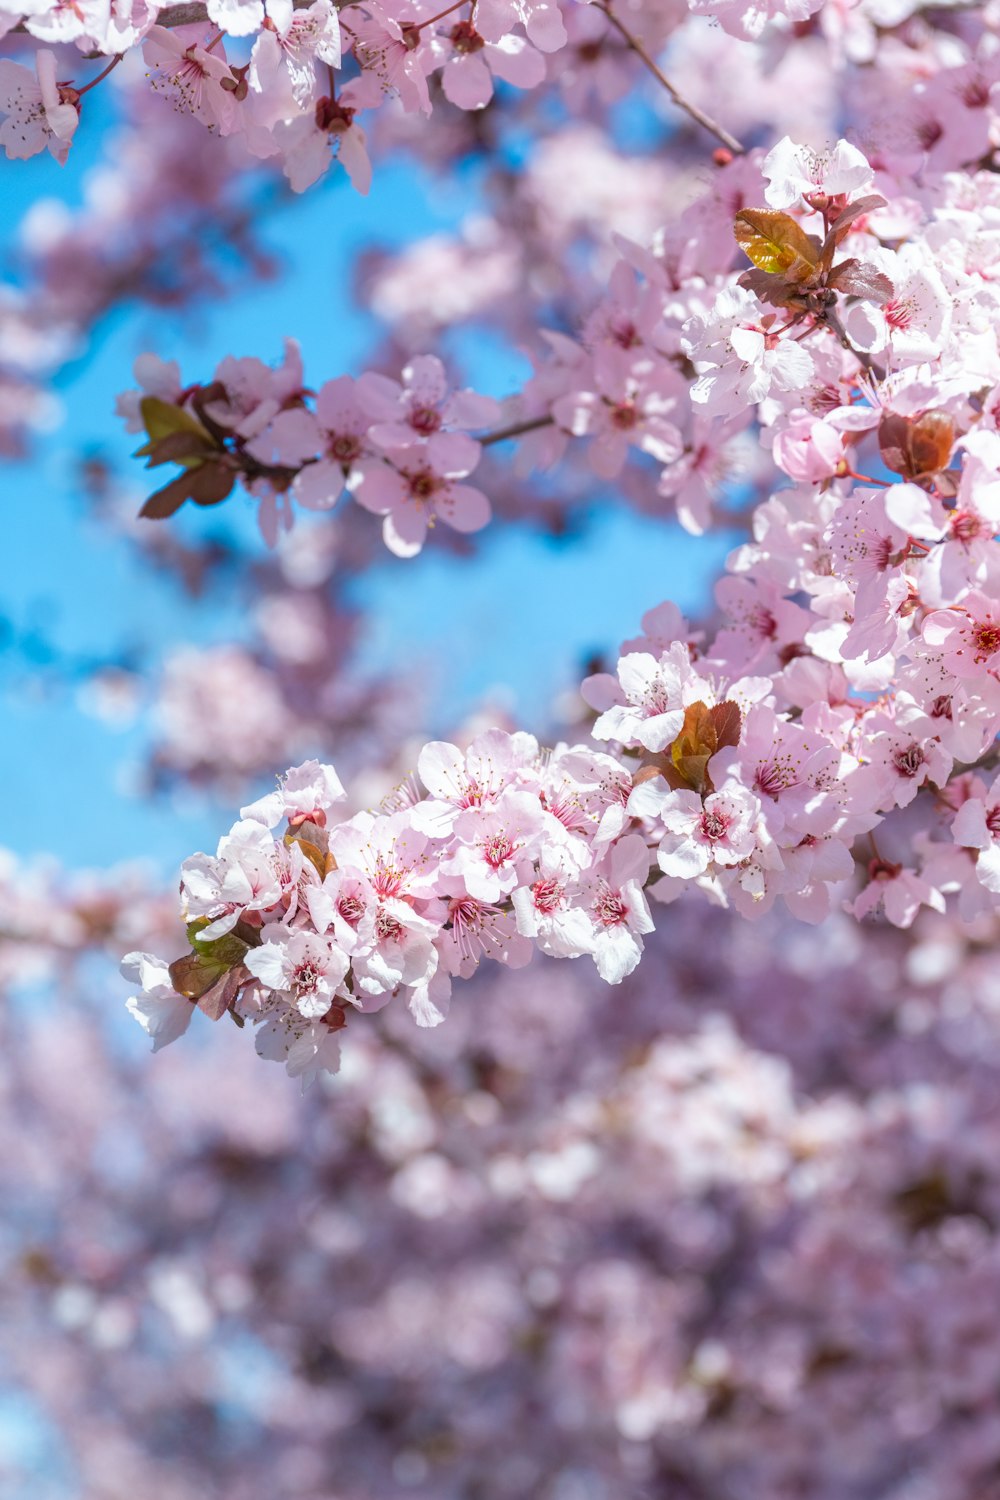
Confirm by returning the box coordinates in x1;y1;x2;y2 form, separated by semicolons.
5;0;1000;1489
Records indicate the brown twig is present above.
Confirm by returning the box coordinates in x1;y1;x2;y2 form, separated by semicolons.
595;2;745;157
480;414;555;447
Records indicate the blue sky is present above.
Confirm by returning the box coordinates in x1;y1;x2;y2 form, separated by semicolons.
1;91;733;875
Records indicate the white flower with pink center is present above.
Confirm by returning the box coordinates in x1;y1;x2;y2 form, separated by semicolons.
352;899;441;1001
546;746;632;849
241;758;346;829
580;834;654;984
588;642;693;753
441;789;545;903
630;782;760;879
181;819;304;939
246;0;341;108
357;354;499;451
305;869;376;956
511;846;593;959
438;895;533;978
410;728;537;836
245;925;349;1019
923;591;1000;679
0;50;79;164
762;135;875;210
683;286;815;415
143;27;240;133
710;703;841;839
328;810;436;902
854;710;953;810
350;434;491;557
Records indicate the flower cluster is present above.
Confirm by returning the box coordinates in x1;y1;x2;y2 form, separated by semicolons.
118;348;500;550
0;0;568;191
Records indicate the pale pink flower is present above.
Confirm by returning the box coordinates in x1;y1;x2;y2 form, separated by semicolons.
245;924;349;1019
350;434;491;556
0;50;79;164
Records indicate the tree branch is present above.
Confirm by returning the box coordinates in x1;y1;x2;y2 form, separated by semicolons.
595;2;746;158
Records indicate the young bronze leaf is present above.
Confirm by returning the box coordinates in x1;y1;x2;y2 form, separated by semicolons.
139;472;199;519
670;701;720;795
141;429;220;469
734;209;821;285
709;700;742;751
737;267;804;309
879;410;954;480
168;950;227;1001
827;258;894;305
195;966;246;1022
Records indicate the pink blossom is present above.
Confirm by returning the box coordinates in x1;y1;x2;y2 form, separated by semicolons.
0;50;79;163
350;434;491;556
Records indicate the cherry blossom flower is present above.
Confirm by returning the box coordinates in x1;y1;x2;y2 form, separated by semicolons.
350;434;491;556
0;50;79;163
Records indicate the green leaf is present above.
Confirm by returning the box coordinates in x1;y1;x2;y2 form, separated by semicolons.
136;396;213;452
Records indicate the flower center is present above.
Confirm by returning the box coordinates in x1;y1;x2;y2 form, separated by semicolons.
892;743;926;779
972;621;1000;660
337;894;365;925
700;810;731;842
593;885;627;927
409;405;442;435
532;877;563;914
483;833;515;869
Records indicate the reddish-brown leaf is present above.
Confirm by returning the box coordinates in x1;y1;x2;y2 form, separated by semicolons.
734;209;822;285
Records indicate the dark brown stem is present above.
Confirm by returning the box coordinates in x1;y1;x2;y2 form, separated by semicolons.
480;414;555;447
76;53;124;96
595;3;745;157
414;0;469;31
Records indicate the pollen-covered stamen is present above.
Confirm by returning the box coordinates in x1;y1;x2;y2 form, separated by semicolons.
532;877;564;914
950;510;984;545
337;894;366;926
884;297;915;333
370;857;405;899
929;694;953;721
448;895;505;964
972;621;1000;661
892;743;926;779
405;467;441;503
608;399;640;431
642;677;672;714
754;760;795;798
482;832;516;869
540;789;589;834
592;882;627;927
374;907;404;942
987;805;1000;837
329;432;362;464
409;405;442;435
293;961;320;997
871;534;895;571
700;809;732;843
748;604;777;639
